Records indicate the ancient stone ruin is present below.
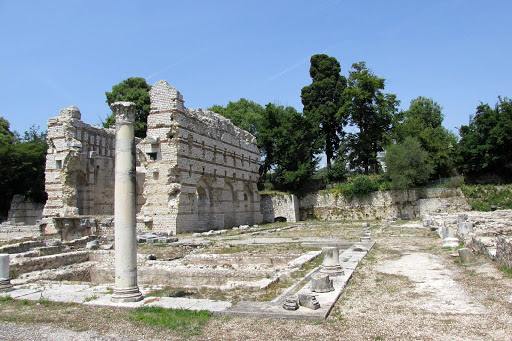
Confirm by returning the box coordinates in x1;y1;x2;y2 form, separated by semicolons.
41;80;262;236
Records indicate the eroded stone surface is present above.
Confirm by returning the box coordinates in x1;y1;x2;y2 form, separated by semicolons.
41;81;262;235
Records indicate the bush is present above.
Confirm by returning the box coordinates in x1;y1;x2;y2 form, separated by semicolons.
336;175;380;198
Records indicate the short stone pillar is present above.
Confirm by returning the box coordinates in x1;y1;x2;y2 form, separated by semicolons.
111;102;143;303
282;295;299;310
443;226;459;248
310;273;334;293
298;293;320;310
320;247;344;276
423;215;431;227
0;254;13;292
458;248;477;265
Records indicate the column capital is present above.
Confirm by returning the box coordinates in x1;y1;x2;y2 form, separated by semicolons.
111;102;136;124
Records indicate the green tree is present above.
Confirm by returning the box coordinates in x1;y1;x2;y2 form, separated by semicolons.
383;136;433;189
301;54;347;173
458;97;512;181
104;77;151;138
258;104;317;190
209;98;264;136
209;99;317;190
0;119;47;218
342;62;399;174
395;97;458;178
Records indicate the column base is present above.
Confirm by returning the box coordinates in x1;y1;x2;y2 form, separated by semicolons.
111;286;144;303
0;279;13;292
320;265;344;276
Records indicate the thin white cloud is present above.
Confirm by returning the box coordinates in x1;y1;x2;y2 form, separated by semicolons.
268;56;310;81
267;45;338;81
145;60;183;81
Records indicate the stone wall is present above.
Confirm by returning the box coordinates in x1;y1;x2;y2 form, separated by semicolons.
260;194;299;223
138;81;262;233
41;80;262;235
7;195;44;225
298;187;469;221
42;106;116;233
10;251;89;277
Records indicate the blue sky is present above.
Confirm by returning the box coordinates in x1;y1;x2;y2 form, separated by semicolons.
1;0;511;137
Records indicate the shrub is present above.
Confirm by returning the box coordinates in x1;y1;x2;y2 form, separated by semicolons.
336;175;379;198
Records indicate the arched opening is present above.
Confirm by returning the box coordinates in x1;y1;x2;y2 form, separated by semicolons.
242;183;254;225
222;182;235;228
196;185;210;230
274;216;287;223
66;170;88;215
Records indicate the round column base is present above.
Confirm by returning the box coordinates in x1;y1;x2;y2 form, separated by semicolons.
320;265;344;276
111;286;143;303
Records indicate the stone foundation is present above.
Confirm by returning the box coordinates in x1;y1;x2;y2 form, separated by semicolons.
298;187;469;221
7;195;44;225
260;194;300;223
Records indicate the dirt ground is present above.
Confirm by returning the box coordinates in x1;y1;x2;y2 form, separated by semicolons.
1;220;512;341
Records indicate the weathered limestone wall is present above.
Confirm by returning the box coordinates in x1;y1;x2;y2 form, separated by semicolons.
299;188;469;221
10;251;89;277
7;195;44;225
42;106;116;233
41;82;262;235
260;194;300;223
138;81;262;233
496;237;512;269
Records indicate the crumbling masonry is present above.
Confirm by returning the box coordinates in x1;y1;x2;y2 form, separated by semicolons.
42;80;262;235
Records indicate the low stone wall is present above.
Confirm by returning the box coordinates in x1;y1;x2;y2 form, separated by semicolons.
10;251;90;277
260;194;300;223
7;195;44;225
298;188;469;221
0;241;44;254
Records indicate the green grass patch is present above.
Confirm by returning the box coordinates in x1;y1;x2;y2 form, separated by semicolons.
498;265;512;277
462;184;512;211
0;295;13;302
132;307;211;336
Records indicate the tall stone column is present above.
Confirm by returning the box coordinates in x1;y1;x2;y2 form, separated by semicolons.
111;102;143;303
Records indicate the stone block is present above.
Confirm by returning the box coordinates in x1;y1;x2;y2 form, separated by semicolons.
298;293;320;310
458;222;474;235
458;248;477;265
282;295;299;311
85;240;99;250
310;273;334;293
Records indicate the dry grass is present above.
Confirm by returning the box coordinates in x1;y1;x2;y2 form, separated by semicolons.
2;220;512;340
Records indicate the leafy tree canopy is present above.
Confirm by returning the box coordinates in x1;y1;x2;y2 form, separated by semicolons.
458;97;512;182
383;136;433;189
301;54;347;172
342;62;399;174
209;98;264;136
259;103;317;190
104;77;151;138
395;97;458;178
0;118;47;217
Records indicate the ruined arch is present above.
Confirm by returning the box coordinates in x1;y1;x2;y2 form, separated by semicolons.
222;181;235;228
195;180;211;230
242;182;254;225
